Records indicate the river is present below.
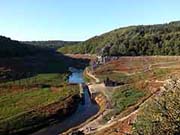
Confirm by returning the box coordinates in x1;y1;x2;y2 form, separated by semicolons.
32;68;99;135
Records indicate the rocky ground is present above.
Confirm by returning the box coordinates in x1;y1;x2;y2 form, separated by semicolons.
65;56;180;135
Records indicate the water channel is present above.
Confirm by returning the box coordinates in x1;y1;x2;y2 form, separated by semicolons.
32;68;99;135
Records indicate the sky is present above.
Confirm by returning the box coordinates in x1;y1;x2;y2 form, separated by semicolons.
0;0;180;41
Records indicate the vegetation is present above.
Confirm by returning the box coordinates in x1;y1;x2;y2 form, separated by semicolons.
23;40;80;49
59;44;83;54
0;86;78;120
102;86;144;122
59;21;180;56
133;79;180;135
0;40;89;83
0;73;80;135
112;86;144;114
0;35;88;134
0;36;87;77
0;36;42;58
0;73;68;93
94;57;178;127
97;72;130;84
0;53;69;83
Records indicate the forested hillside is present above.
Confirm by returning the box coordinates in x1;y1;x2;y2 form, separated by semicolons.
23;40;80;49
0;36;42;57
59;21;180;56
0;36;88;82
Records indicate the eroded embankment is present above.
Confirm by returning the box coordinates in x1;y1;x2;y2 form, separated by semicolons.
61;68;108;135
0;95;80;135
62;90;107;135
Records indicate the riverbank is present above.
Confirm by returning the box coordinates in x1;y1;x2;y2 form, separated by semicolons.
62;91;106;135
30;68;99;135
66;60;152;134
61;68;108;134
0;74;80;135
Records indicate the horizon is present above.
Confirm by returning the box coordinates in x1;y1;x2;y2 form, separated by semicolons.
0;0;180;41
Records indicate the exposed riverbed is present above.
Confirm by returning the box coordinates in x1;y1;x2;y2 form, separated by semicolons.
32;68;99;135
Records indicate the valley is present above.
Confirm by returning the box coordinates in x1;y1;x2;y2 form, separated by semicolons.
0;21;180;135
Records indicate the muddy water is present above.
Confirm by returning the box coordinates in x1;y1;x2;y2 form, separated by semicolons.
32;68;99;135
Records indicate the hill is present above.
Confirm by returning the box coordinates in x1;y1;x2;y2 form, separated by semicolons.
0;36;42;57
23;40;80;49
59;21;180;56
0;36;88;82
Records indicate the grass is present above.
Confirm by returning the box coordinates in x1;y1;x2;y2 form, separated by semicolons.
112;86;144;113
0;73;79;120
102;86;145;123
0;86;78;121
0;73;69;93
152;68;169;78
97;72;131;84
0;73;80;134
